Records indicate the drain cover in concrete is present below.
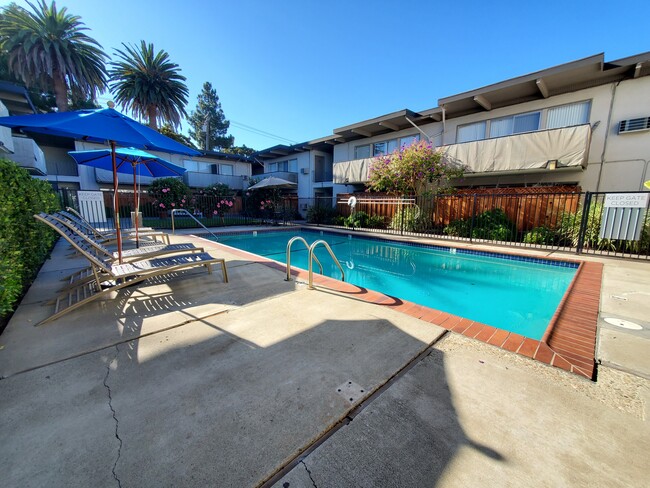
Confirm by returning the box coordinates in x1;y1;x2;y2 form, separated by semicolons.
336;380;367;403
603;317;643;330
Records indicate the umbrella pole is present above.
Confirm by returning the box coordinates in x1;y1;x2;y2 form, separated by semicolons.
132;163;139;248
111;141;123;264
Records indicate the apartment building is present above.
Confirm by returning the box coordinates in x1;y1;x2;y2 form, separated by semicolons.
255;51;650;202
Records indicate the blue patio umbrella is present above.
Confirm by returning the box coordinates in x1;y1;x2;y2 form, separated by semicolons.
0;107;200;262
68;147;187;245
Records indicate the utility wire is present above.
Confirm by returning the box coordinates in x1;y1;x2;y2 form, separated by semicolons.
229;119;298;145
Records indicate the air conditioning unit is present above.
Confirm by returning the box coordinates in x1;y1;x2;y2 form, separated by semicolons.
618;116;650;134
300;168;310;175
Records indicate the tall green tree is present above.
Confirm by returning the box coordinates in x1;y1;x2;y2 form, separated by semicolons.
188;81;234;151
109;41;188;130
222;145;256;157
0;1;108;112
159;124;197;149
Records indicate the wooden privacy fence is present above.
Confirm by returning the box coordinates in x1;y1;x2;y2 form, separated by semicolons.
337;186;582;232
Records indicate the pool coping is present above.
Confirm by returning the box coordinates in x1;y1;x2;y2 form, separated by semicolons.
197;227;602;380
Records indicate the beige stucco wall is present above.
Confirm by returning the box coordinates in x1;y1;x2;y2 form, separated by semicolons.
332;77;650;192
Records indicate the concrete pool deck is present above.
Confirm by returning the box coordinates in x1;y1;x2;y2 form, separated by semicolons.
0;228;648;487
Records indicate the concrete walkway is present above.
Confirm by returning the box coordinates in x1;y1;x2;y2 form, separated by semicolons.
0;230;648;487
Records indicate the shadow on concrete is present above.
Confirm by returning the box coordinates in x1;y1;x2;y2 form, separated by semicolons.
273;347;505;488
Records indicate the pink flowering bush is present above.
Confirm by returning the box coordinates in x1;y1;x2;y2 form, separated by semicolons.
205;183;235;220
149;177;191;211
367;140;464;196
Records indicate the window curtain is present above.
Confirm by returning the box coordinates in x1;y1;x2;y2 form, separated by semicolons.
547;101;590;129
457;121;486;143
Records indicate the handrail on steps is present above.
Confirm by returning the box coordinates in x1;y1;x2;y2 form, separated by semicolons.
285;236;323;281
308;240;345;290
171;208;220;241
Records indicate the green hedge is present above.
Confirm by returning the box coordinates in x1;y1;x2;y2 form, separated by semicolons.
0;159;59;320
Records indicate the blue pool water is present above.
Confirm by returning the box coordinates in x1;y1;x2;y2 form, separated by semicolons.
213;230;577;340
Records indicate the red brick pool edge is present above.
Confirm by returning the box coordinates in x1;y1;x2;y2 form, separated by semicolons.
210;239;602;380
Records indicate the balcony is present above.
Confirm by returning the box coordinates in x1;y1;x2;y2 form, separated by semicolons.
10;137;47;176
333;158;373;184
253;171;298;183
183;172;246;190
333;124;592;184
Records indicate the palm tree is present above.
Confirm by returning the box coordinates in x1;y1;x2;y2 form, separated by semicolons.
0;1;108;112
109;41;189;130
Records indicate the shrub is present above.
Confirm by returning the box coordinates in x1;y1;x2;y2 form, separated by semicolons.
443;208;516;241
557;203;609;249
306;204;337;224
444;218;471;237
523;226;557;245
345;211;370;228
390;206;428;232
148;177;191;212
0;159;59;321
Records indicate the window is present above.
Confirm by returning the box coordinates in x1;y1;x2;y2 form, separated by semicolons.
220;164;233;176
183;160;199;172
268;162;277;172
399;134;419;148
354;144;371;159
373;139;400;156
288;158;298;173
490;112;540;138
546;101;590;129
457;121;486;143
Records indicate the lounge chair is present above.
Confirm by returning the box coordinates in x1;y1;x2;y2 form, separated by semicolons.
34;214;228;326
57;210;170;245
66;206;154;233
41;213;207;289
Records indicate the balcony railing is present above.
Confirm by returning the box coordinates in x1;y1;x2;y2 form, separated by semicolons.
333;124;592;184
183;172;246;190
10;137;47;176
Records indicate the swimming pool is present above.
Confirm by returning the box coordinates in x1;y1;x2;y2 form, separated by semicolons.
212;230;578;340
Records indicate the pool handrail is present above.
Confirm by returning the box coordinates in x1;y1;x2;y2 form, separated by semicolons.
308;240;345;290
285;236;323;281
171;208;220;241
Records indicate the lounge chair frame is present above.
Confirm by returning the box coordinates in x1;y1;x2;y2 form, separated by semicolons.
34;214;228;326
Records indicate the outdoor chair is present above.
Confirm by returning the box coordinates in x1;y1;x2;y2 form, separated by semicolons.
58;210;170;245
34;214;229;326
66;206;154;233
41;213;207;290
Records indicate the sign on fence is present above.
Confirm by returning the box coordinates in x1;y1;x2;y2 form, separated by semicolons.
77;191;107;226
600;193;649;241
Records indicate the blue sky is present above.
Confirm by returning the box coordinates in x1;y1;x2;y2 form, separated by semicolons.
2;0;649;149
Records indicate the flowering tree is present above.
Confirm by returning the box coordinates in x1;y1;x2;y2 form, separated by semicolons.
367;140;464;196
148;177;191;212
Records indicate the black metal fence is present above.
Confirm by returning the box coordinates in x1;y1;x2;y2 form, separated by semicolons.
300;191;650;260
57;188;650;259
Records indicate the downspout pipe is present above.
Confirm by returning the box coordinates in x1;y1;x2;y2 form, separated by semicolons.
595;81;620;192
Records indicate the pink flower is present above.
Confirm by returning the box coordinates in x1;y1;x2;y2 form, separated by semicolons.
216;203;221;208
213;210;218;215
220;200;224;204
162;188;168;193
171;202;175;207
181;199;186;203
227;201;233;207
159;203;165;208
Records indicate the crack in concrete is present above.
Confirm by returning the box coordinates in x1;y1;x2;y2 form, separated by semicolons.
103;345;122;488
301;460;318;488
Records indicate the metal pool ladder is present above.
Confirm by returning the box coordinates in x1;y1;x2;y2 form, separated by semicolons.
171;208;220;241
285;237;345;289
